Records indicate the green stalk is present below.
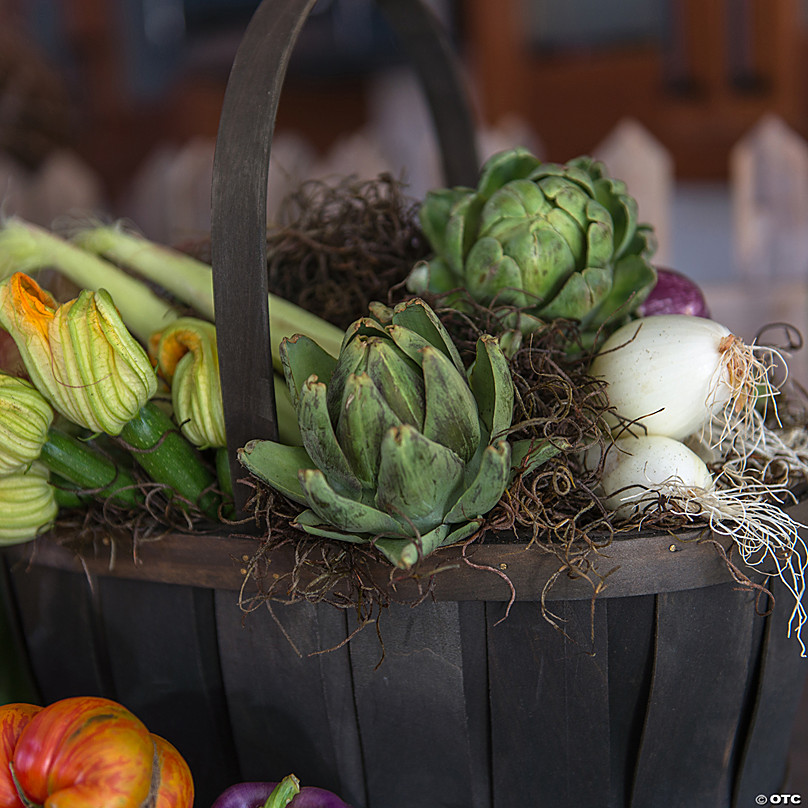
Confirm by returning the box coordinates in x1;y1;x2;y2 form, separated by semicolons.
263;775;301;808
120;401;221;521
0;219;178;343
39;428;143;507
72;224;344;369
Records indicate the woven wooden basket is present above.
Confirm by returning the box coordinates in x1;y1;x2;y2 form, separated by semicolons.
2;2;806;807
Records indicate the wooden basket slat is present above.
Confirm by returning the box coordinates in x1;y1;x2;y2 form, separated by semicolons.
630;583;760;807
605;594;657;808
97;578;241;804
5;562;114;700
347;601;478;808
214;597;362;804
734;579;808;803
487;599;611;808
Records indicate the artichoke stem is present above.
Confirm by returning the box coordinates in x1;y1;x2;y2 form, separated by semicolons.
119;401;222;521
39;428;143;508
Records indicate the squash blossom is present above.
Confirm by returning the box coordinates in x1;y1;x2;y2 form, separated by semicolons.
0;462;58;545
0;273;157;435
152;318;226;450
0;374;53;474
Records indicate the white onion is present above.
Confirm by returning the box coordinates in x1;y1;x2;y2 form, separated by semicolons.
595;434;713;515
590;432;808;655
590;315;740;440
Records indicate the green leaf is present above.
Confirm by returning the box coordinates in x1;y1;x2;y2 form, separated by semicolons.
476;147;543;198
421;346;481;463
297;378;362;495
374;424;465;533
362;338;425;429
334;373;401;486
390;298;465;372
467;335;514;439
280;334;337;409
510;437;568;479
445;439;510;523
237;440;313;505
299;469;410;537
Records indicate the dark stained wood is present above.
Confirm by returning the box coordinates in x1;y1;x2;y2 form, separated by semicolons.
211;0;317;513
3;560;115;701
97;578;241;808
606;594;657;808
630;583;761;807
214;596;365;806
348;601;479;808
487;598;611;807
734;579;808;803
6;527;773;603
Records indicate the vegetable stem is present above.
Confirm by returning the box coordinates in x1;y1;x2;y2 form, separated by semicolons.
73;224;344;369
0;219;178;343
119;401;222;520
262;775;301;808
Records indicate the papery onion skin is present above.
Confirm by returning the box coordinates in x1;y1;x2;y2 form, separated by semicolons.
590;314;734;440
637;267;711;319
210;781;353;808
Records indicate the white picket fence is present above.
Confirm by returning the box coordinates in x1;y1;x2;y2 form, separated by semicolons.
2;71;808;381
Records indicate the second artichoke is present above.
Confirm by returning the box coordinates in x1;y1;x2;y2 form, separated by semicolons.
408;147;657;343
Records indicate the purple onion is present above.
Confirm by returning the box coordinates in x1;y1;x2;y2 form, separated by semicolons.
637;267;711;319
211;781;353;808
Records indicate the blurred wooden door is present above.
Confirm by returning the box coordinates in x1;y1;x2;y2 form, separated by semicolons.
463;0;808;177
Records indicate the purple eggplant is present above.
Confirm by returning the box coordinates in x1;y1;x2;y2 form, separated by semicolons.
211;778;353;808
637;267;711;319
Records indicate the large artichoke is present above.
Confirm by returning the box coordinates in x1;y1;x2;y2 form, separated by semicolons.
239;298;547;569
407;148;657;342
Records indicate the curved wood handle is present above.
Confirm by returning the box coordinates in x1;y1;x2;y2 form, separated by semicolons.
210;0;479;513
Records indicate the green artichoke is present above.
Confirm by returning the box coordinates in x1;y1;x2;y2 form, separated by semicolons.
240;298;534;569
407;147;657;342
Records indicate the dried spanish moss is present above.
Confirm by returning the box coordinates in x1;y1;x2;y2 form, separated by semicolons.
264;173;428;329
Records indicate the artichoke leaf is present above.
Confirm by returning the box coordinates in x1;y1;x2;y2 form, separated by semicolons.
443;192;486;275
582;254;657;333
444;439;511;524
362;338;425;429
280;335;337;409
377;521;479;570
465;237;529;308
421;346;481;463
293;509;379;544
418;186;474;263
237;440;313;506
375;423;465;532
510;437;568;479
298;378;362;495
339;316;389;355
467;335;514;439
390;298;465;373
405;257;458;297
477;147;544;199
334;373;403;485
299;468;410;537
537;265;613;321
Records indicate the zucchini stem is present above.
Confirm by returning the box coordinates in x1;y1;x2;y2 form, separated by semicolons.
72;224;344;369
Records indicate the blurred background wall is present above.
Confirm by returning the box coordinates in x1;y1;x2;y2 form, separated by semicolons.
3;0;808;355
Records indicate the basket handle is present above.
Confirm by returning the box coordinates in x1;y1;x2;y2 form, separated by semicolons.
210;0;480;514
